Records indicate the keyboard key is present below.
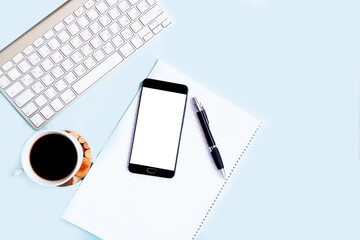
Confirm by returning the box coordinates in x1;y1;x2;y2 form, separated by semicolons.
21;74;35;87
90;22;102;34
12;63;24;76
6;82;24;98
8;68;21;81
119;43;135;57
41;74;55;86
44;29;55;39
118;1;130;12
64;72;77;84
129;0;139;5
31;81;45;94
140;5;163;25
60;89;76;104
34;94;47;107
131;35;144;48
51;51;64;63
34;37;45;47
71;51;84;64
70;36;83;49
31;66;44;79
52;66;65;78
161;18;172;27
84;57;96;69
80;29;93;41
121;28;134;40
73;52;123;94
77;16;90;28
84;0;95;9
61;59;75;71
0;69;2;76
23;45;35;56
90;37;103;49
48;38;61;50
103;42;115;54
54;22;65;32
146;0;156;5
40;105;55;119
61;44;74;56
2;61;13;71
81;44;93;56
22;102;38;116
93;49;106;62
14;89;35;107
109;22;121;34
106;0;118;6
87;9;99;21
128;8;139;20
96;2;108;14
137;1;149;12
152;25;162;34
12;53;24;64
108;8;121;19
143;32;153;42
100;30;112;42
28;53;41;65
38;45;51;58
58;30;71;43
30;113;45;127
41;59;54;72
74;6;85;17
18;60;31;73
54;80;67;92
50;98;64;111
64;14;76;24
149;21;158;30
118;15;130;27
74;64;86;77
99;15;111;27
112;35;124;47
131;21;142;33
0;76;11;89
68;23;80;35
45;87;57;100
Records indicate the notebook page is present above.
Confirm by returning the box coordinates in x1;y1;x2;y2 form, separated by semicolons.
62;60;262;240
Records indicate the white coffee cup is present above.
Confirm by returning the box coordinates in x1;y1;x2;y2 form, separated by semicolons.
21;130;83;187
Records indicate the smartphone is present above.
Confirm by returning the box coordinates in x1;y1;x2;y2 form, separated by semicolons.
128;78;188;178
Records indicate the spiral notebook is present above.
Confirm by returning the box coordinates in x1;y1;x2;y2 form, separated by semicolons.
62;60;262;240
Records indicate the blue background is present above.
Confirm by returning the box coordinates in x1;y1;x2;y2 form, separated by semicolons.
0;0;359;239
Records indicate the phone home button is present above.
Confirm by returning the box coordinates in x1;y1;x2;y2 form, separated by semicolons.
146;168;157;174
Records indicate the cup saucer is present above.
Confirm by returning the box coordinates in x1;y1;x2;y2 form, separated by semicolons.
58;130;92;187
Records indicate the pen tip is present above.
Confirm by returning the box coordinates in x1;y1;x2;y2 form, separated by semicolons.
220;169;226;180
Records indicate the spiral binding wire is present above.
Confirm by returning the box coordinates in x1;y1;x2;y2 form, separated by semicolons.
192;123;262;240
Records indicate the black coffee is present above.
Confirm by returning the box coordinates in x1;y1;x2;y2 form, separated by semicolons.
30;134;78;181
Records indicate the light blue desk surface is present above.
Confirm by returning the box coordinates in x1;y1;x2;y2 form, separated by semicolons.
1;0;359;239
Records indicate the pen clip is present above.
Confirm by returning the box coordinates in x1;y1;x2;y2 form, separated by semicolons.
193;97;209;124
200;103;209;125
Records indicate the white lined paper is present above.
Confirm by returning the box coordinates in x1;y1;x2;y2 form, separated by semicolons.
62;60;262;240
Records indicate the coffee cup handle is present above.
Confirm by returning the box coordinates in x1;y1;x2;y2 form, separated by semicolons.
12;168;24;176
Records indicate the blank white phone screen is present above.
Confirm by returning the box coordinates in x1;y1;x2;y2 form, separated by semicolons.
130;87;187;170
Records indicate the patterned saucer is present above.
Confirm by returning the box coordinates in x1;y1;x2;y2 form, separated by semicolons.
58;130;92;187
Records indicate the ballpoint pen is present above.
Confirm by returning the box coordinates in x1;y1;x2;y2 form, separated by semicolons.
193;97;226;179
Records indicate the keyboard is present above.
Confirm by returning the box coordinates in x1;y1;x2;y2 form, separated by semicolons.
0;0;172;129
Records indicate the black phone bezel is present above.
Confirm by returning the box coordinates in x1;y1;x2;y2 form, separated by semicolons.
128;78;188;178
